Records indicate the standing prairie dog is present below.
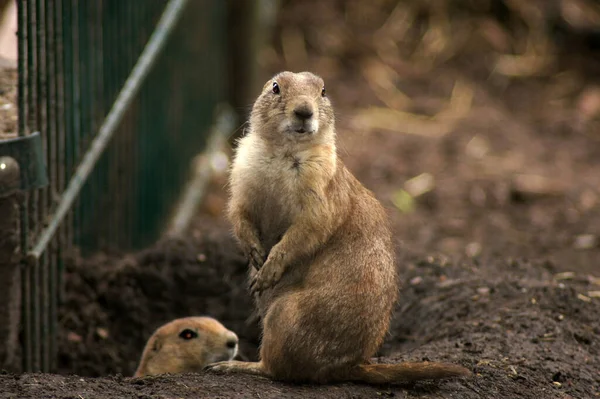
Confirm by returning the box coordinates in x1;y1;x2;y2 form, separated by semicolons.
134;316;238;378
207;71;470;383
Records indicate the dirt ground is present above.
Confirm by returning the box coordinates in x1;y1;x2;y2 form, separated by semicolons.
3;0;600;398
4;242;600;398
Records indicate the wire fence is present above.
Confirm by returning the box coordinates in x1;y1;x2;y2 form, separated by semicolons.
15;0;230;372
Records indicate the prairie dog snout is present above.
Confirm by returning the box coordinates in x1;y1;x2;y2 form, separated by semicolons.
289;96;318;133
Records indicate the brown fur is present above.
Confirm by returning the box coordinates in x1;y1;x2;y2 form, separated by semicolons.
207;71;471;383
134;316;238;377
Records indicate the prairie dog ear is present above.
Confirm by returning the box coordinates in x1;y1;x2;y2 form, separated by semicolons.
151;335;163;352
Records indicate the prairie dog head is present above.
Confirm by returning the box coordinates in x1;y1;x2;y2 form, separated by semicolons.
249;71;335;147
133;316;239;377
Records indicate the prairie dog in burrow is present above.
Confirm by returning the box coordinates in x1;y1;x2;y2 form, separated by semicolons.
207;71;470;383
134;316;238;377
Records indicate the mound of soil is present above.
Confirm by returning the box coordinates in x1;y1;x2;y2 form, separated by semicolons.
56;219;261;377
3;240;600;398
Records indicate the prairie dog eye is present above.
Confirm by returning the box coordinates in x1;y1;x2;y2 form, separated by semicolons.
321;86;326;97
272;82;280;95
179;329;198;340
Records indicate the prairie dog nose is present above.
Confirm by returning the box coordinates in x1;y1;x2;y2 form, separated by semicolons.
225;332;239;349
294;103;314;120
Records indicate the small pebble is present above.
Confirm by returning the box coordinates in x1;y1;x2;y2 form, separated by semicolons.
554;272;575;281
96;328;109;339
465;135;490;159
404;172;435;197
466;242;482;258
67;331;83;343
409;276;423;285
577;293;592;303
573;234;597;250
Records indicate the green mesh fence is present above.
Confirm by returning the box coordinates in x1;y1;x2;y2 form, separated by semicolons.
17;0;229;372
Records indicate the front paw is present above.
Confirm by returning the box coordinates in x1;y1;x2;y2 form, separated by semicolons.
249;257;284;295
204;361;232;374
243;242;267;270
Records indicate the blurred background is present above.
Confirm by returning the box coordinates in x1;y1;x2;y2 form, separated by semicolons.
229;0;600;271
0;0;598;383
259;0;600;271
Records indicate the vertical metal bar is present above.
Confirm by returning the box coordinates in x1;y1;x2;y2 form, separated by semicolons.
51;0;66;312
46;0;60;372
117;0;124;249
30;253;40;371
26;0;35;236
137;0;152;245
92;1;106;252
26;0;41;373
116;0;125;250
129;0;137;250
101;0;108;249
95;0;103;249
56;0;68;321
136;3;145;247
126;0;135;250
97;0;106;251
36;0;46;238
53;0;64;209
87;1;99;250
62;0;73;244
67;0;76;245
40;251;49;372
114;0;122;249
105;0;114;250
73;0;81;248
36;0;51;373
78;0;87;256
105;0;113;249
126;0;133;250
77;0;92;249
121;0;131;249
60;0;69;248
116;0;124;249
62;0;71;236
61;0;75;311
35;0;44;373
117;0;125;249
17;0;32;374
158;10;167;241
17;0;28;138
133;0;141;250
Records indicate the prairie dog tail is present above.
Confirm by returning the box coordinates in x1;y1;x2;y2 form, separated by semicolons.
346;362;471;384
